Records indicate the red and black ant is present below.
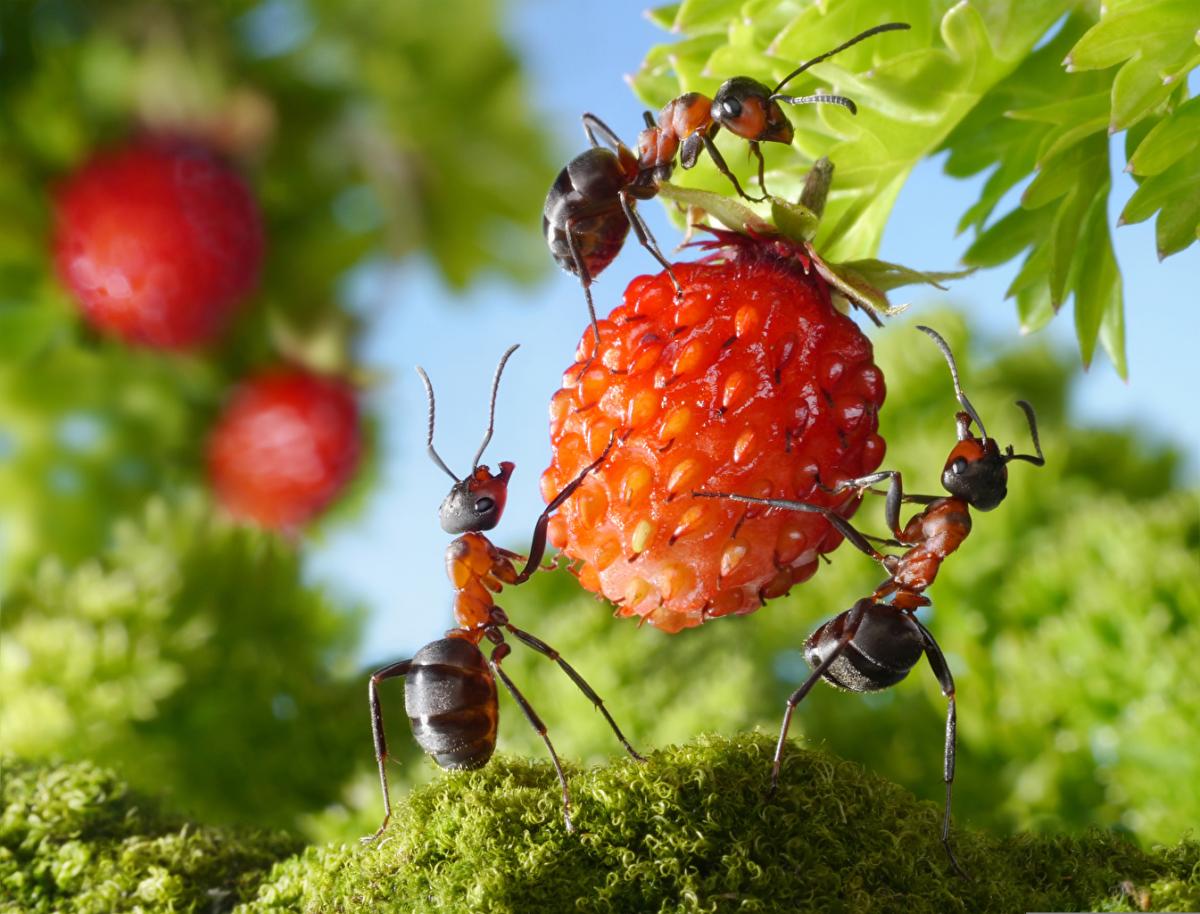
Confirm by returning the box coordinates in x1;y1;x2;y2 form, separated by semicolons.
695;325;1044;875
364;345;642;841
543;22;910;351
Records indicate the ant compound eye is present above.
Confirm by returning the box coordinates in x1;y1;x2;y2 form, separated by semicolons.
474;497;495;515
950;457;968;475
722;97;742;118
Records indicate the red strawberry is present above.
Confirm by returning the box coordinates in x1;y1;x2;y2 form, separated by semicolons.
541;231;886;633
53;137;263;349
208;369;361;530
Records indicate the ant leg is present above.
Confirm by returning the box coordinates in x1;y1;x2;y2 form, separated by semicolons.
516;436;615;583
581;112;627;152
749;141;769;198
828;471;918;540
506;622;645;762
913;617;969;880
489;641;574;833
617;189;683;300
363;658;413;843
700;132;762;202
770;600;867;791
563;218;602;358
692;491;887;563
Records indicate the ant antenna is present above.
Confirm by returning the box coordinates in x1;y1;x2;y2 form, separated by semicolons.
772;92;859;115
471;344;520;471
916;325;989;440
1005;400;1046;466
770;21;910;99
416;365;460;483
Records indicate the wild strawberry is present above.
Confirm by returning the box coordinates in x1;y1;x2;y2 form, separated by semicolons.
52;137;263;348
541;231;886;633
208;368;361;530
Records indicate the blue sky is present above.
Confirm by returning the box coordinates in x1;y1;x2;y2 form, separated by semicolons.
308;1;1200;663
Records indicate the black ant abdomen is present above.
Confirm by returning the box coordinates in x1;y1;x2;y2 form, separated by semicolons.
405;637;499;770
805;599;925;693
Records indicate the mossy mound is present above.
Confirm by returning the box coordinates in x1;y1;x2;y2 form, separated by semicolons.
1;758;299;913
242;733;1198;913
4;740;1197;913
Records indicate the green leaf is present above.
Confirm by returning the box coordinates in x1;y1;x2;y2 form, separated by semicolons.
1073;187;1121;369
1127;95;1200;176
1016;276;1055;334
1066;0;1200;131
656;181;774;235
1121;145;1200;258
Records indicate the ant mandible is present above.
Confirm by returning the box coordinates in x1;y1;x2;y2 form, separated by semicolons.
364;344;643;841
544;22;910;353
695;325;1045;876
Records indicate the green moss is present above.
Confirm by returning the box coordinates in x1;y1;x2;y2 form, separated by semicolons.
240;734;1198;914
7;743;1195;913
1;758;299;913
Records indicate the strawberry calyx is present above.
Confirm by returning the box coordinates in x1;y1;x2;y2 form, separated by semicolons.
657;157;969;323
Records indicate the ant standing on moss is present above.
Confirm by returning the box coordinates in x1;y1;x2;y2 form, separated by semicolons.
363;345;643;842
695;325;1045;876
543;22;910;352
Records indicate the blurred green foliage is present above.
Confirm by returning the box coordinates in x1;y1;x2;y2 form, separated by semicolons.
1;493;364;826
474;317;1200;846
0;0;552;830
0;0;553;573
633;0;1200;375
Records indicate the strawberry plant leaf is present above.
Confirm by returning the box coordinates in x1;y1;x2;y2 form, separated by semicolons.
1126;96;1200;175
638;0;1200;374
1121;146;1200;258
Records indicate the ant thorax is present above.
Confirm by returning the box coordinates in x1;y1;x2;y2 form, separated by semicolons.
445;532;519;631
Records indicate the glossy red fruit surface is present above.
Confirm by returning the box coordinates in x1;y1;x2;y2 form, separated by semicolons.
208;369;361;530
541;233;886;633
53;137;263;348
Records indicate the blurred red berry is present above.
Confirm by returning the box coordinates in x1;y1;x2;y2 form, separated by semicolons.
52;137;264;348
208;369;362;530
542;232;886;633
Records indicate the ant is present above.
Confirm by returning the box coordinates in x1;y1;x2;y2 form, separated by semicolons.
544;22;910;353
364;344;643;841
695;325;1044;876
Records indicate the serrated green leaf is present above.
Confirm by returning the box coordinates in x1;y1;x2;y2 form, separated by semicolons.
1138;147;1200;257
646;3;682;31
836;258;971;292
1110;47;1200;132
1073;187;1120;368
1016;276;1055;334
1066;0;1200;71
964;207;1044;268
1098;277;1128;378
672;0;744;33
1005;240;1052;300
1023;140;1091;209
1127;96;1200;175
1121;145;1200;249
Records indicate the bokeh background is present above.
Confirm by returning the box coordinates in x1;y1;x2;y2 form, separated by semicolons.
2;0;1197;853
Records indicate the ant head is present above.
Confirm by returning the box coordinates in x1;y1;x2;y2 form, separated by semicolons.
438;462;514;534
941;431;1008;511
918;326;1046;511
711;77;794;144
752;23;911;137
417;344;521;535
